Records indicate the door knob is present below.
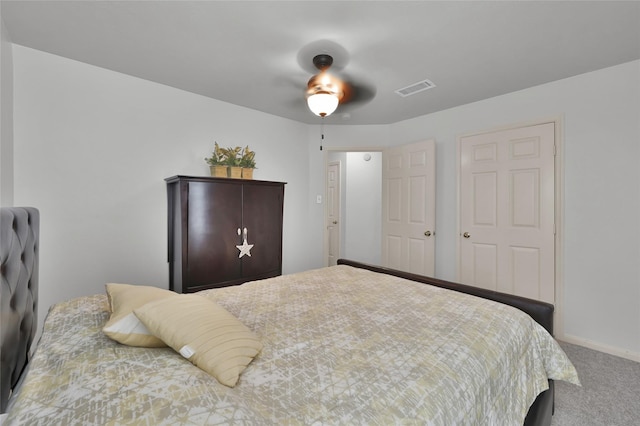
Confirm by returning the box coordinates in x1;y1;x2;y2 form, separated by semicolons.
424;230;432;237
463;232;471;238
332;220;338;224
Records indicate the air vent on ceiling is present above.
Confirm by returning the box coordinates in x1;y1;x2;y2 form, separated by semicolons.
395;79;436;97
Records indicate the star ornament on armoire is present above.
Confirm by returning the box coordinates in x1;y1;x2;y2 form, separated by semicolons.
236;227;254;258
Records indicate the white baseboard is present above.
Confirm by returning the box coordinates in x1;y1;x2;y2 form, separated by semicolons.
560;334;640;363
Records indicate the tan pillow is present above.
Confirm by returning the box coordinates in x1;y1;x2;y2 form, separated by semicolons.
134;294;262;387
103;283;176;347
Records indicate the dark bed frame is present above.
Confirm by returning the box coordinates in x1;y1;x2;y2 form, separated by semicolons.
337;259;555;426
0;210;553;424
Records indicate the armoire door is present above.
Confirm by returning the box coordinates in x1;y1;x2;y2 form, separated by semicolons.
187;180;242;287
241;182;284;278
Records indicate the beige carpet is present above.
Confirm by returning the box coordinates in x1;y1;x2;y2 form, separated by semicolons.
552;341;640;425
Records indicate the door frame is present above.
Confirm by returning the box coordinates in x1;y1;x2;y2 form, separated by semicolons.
456;116;565;338
323;146;384;267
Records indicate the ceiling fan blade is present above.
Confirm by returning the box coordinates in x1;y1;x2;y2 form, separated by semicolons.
340;78;376;106
272;71;307;89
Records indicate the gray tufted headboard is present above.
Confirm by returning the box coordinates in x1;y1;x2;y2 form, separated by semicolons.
0;207;39;414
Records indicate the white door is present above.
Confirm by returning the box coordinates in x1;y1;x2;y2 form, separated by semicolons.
326;161;341;266
459;122;555;303
382;139;436;276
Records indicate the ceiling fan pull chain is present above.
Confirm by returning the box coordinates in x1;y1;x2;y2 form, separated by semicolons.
320;119;325;151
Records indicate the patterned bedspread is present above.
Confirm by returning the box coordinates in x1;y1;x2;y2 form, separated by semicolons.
6;265;579;425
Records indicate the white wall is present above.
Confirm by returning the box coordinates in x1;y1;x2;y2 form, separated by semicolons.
326;150;382;265
10;42;640;360
344;151;381;264
306;124;390;267
390;60;640;360
0;14;13;206
12;46;316;332
314;61;640;360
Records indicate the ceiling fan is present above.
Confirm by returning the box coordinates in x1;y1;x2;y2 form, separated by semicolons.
306;54;344;117
303;49;375;118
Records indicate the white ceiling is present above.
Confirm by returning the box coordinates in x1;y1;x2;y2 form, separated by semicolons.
2;1;639;125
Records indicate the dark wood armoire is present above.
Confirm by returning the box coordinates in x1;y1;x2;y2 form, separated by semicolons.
166;175;285;293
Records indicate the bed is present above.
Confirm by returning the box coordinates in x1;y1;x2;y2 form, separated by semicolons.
1;207;579;425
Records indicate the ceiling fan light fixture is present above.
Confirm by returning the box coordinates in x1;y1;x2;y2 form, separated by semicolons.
305;54;346;118
307;92;339;117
